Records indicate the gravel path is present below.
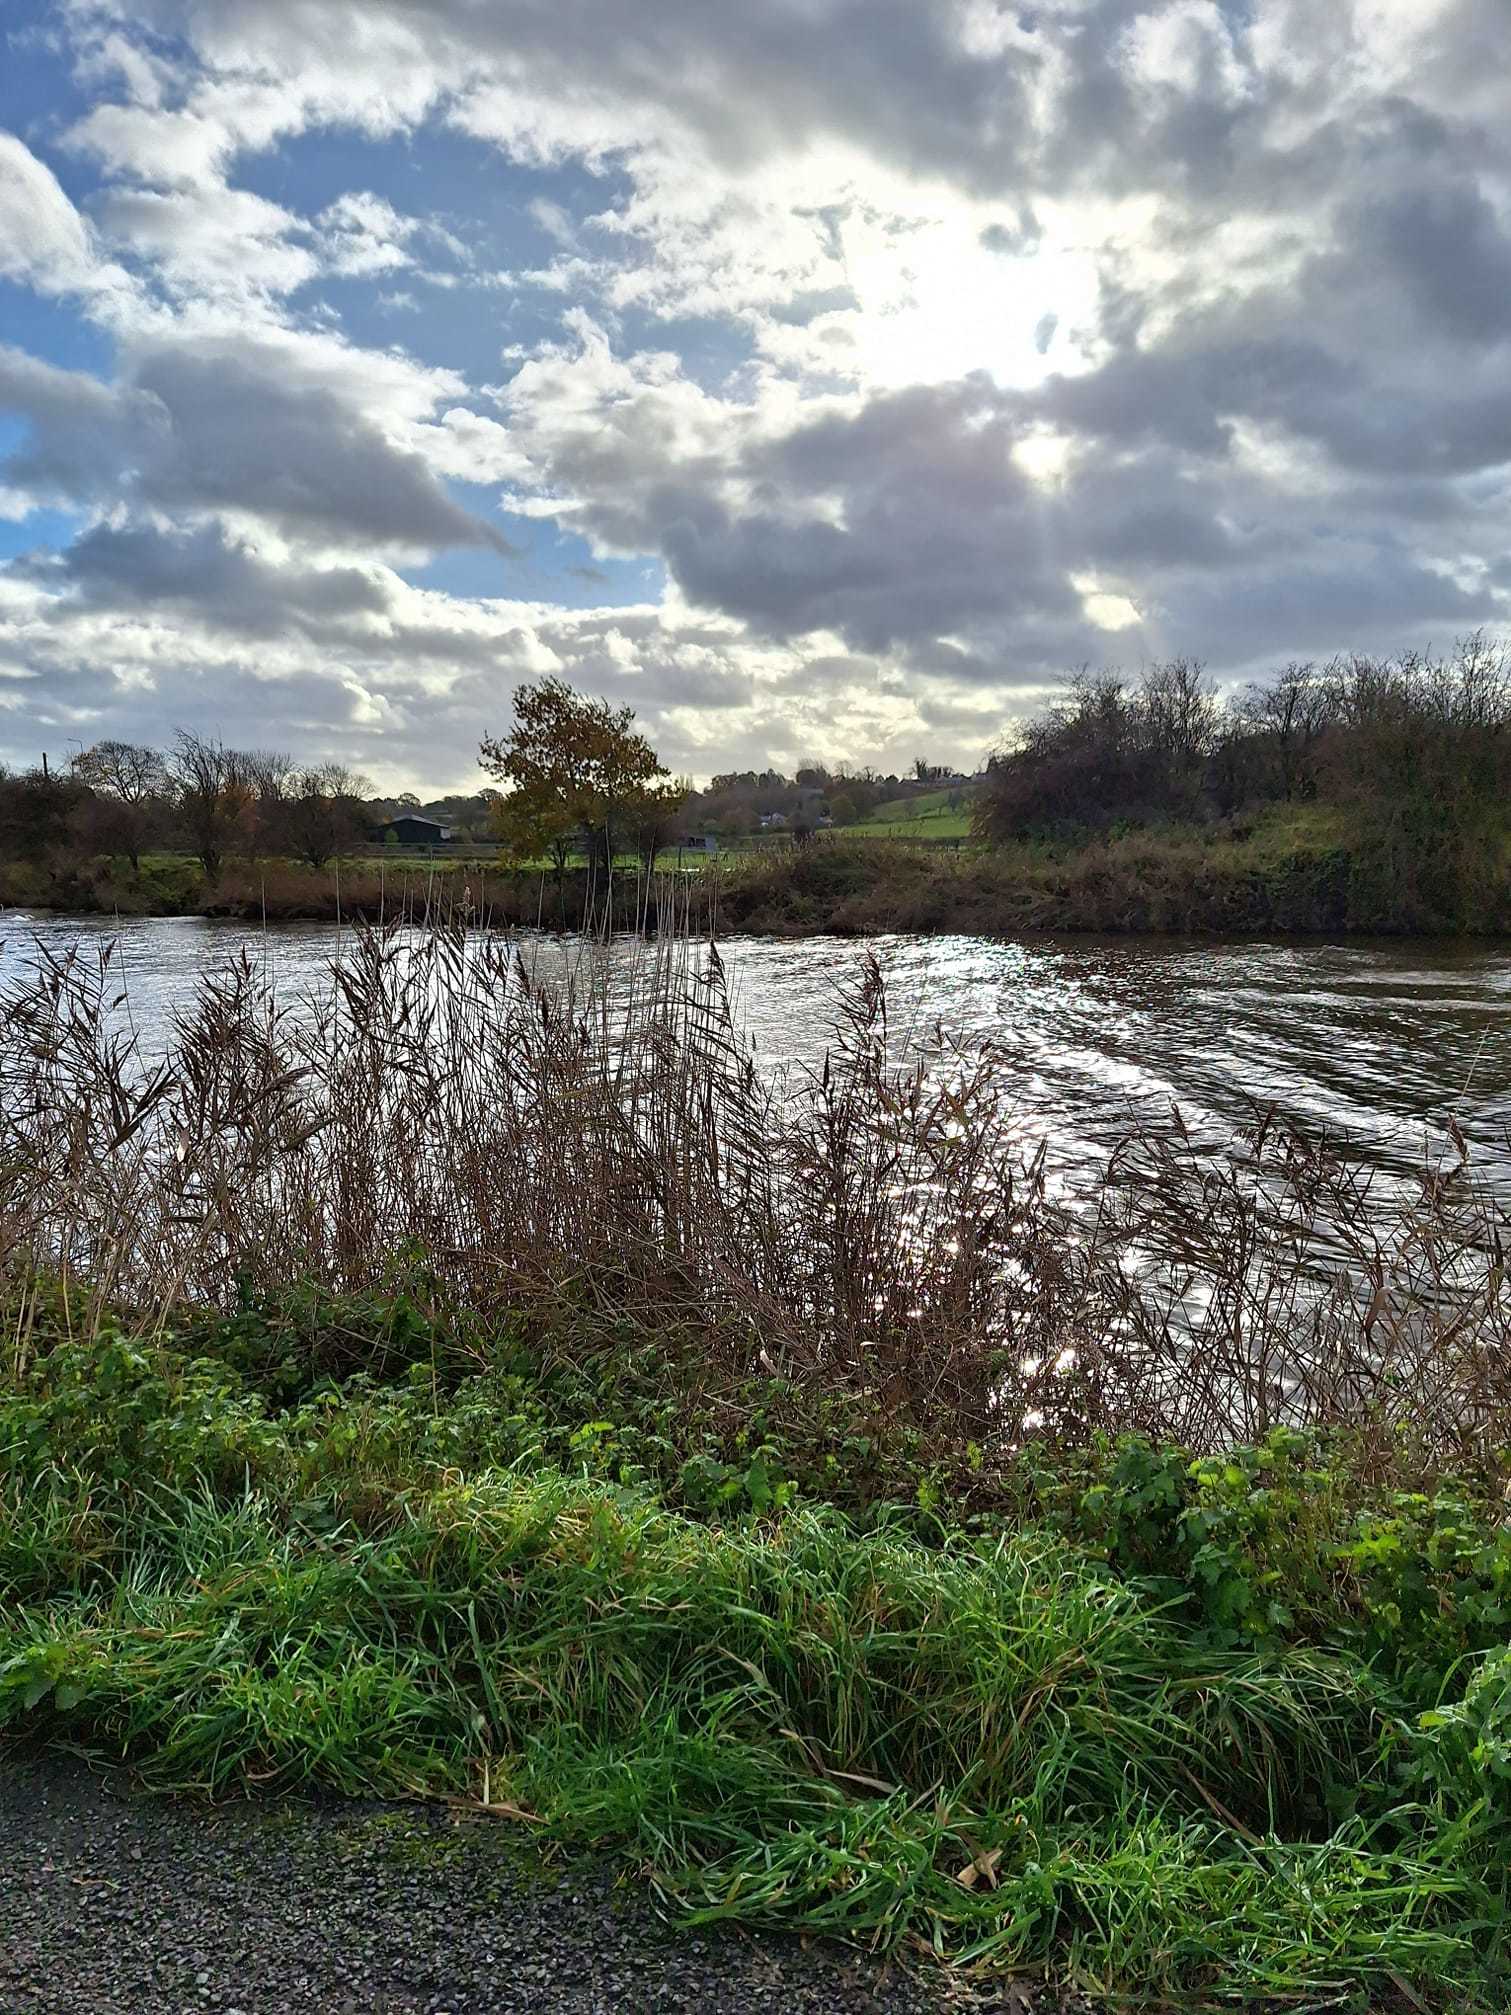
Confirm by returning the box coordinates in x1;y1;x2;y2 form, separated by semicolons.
0;1757;994;2015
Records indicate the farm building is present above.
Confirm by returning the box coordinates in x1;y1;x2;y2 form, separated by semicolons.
378;815;453;845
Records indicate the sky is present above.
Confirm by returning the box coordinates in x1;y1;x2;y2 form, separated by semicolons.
0;0;1508;793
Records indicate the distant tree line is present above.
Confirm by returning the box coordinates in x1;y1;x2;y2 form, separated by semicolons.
16;642;1499;906
0;732;527;882
976;640;1511;834
974;637;1511;918
694;755;971;835
0;734;374;875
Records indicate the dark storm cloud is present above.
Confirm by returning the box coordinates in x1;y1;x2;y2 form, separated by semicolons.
27;521;389;633
659;380;1079;652
1068;328;1511;481
0;346;138;500
1055;457;1251;571
1328;174;1511;346
1157;549;1497;664
0;338;508;556
1034;337;1350;460
131;344;511;554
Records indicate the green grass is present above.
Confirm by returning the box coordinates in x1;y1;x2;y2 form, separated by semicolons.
852;786;976;839
2;1280;1508;2005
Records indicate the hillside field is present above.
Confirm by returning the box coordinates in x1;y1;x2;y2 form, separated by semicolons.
852;784;978;839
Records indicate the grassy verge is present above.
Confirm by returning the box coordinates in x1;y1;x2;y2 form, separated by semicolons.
0;852;208;917
715;809;1511;935
2;1275;1509;2005
852;786;976;840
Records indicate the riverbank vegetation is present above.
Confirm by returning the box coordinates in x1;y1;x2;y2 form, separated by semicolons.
0;851;693;928
2;927;1508;2003
971;642;1511;935
717;803;1511;937
5;641;1509;936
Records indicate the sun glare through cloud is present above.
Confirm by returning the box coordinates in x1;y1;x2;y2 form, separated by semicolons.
0;0;1507;790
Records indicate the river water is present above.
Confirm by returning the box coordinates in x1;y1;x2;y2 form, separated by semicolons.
2;912;1508;1192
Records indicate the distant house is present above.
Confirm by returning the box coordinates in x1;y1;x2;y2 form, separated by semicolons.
379;815;453;845
758;811;788;830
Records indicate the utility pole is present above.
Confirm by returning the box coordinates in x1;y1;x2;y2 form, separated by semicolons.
41;752;49;779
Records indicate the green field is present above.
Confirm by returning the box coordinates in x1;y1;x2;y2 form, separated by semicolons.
851;784;976;839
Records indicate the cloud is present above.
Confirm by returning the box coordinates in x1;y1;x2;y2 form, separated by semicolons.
484;313;1510;682
0;133;99;294
1326;170;1511;346
129;341;510;553
0;347;140;501
0;131;133;308
316;192;420;277
96;0;1043;192
0;335;511;556
93;181;318;301
668;379;1076;650
1152;548;1497;665
0;559;913;788
0;0;1509;788
23;521;390;633
488;332;1085;657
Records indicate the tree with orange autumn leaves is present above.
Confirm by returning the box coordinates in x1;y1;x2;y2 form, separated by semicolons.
481;678;687;874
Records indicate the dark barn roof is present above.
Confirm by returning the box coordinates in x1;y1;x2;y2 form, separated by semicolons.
380;815;453;842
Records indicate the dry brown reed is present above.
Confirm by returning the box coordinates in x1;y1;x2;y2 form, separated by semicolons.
2;910;1506;1461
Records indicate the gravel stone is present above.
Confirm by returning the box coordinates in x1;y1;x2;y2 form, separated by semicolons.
0;1757;1064;2014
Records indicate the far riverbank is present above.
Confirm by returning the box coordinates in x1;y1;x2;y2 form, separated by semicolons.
4;809;1510;936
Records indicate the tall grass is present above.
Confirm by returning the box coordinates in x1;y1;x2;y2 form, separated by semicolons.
3;915;1511;2000
4;1466;1492;1994
1;911;1506;1465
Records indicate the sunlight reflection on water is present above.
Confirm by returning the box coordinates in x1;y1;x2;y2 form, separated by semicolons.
2;913;1507;1192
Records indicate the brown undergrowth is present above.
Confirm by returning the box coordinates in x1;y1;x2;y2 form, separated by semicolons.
2;915;1505;1469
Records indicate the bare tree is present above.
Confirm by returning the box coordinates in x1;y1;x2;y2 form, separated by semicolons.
974;661;1218;839
71;739;167;805
1233;663;1336;802
237;749;296;859
167;733;255;877
70;739;169;868
1138;658;1218;811
275;763;373;869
